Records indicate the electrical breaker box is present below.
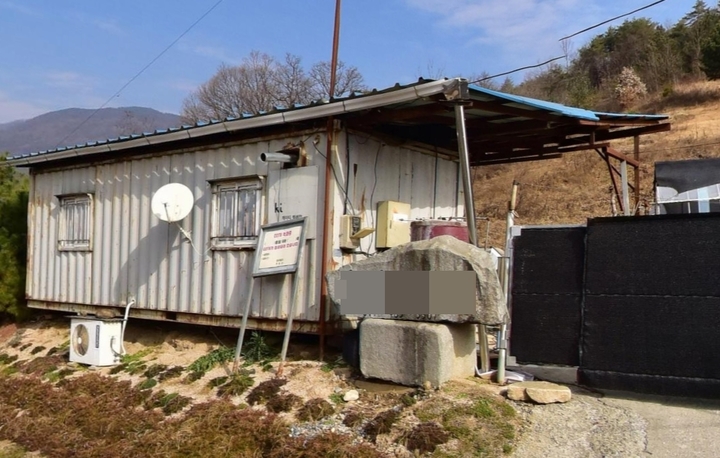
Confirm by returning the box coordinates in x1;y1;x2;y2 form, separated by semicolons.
376;201;411;249
339;215;362;250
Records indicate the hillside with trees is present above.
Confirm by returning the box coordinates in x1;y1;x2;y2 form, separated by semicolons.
483;1;720;112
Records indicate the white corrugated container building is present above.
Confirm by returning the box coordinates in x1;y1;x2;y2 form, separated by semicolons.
6;77;671;340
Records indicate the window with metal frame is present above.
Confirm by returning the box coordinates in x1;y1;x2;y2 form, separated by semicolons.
57;194;93;251
211;177;263;249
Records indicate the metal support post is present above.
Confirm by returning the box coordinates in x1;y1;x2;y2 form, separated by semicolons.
497;181;518;384
621;160;631;216
232;277;256;373
454;101;491;374
276;244;305;378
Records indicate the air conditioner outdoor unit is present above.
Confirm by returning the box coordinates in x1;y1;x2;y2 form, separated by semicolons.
69;318;124;366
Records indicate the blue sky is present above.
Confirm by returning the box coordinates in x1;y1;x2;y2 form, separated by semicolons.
0;0;695;123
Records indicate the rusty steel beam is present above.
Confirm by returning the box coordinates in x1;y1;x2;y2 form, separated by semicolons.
471;141;610;160
578;118;669;127
605;146;640;168
472;154;563;166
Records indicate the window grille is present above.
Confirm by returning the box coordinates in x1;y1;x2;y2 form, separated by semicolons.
211;178;262;248
58;194;93;251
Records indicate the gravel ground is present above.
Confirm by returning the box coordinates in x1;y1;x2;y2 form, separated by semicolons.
510;386;648;458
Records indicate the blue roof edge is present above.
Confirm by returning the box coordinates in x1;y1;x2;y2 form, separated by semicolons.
468;83;670;122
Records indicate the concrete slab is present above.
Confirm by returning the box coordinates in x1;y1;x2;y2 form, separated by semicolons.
508;364;578;385
359;318;476;388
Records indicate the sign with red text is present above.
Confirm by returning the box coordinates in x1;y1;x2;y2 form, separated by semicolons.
252;217;307;277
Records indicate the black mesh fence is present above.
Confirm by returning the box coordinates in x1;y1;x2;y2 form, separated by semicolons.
510;214;720;397
510;227;585;366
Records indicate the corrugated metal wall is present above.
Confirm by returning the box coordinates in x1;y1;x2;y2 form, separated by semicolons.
330;131;464;268
28;128;464;325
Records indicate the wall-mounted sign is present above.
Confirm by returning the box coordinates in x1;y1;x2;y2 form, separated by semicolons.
252;217;307;277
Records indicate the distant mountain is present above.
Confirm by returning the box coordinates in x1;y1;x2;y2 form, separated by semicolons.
0;107;182;157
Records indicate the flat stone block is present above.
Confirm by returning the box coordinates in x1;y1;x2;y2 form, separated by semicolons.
506;381;572;404
359;318;476;388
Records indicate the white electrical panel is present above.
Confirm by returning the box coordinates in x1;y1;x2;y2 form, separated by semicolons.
267;165;318;239
376;200;411;249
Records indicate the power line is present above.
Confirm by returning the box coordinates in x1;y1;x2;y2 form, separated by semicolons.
468;55;566;84
558;0;666;41
53;0;225;150
471;0;667;85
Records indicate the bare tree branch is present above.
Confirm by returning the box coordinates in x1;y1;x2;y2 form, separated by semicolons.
181;52;367;122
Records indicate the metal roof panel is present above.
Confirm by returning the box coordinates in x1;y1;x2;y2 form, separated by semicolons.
8;77;669;163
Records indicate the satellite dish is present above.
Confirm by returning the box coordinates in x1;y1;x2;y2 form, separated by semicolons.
151;183;195;222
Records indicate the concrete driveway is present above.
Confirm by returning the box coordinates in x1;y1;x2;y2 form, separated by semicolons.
510;386;720;458
602;391;720;458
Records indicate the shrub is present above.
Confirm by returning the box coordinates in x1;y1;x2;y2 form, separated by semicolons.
402;422;450;454
362;409;400;442
246;378;287;406
266;393;301;413
614;67;648;108
297;398;334;422
0;154;30;322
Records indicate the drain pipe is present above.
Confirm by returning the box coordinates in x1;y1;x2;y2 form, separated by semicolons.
110;299;135;359
120;299;135;355
497;182;518;384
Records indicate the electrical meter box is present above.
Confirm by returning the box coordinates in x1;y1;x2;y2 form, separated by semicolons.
376;201;411;249
339;215;363;250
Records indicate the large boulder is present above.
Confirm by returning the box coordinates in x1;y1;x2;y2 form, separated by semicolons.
325;235;508;325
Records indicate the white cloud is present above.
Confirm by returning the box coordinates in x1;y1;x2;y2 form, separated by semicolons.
44;72;97;90
0;92;49;123
0;1;37;16
405;0;605;76
178;43;241;65
167;79;199;93
68;12;125;35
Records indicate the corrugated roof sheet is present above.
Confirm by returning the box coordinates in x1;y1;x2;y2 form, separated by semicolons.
8;78;669;161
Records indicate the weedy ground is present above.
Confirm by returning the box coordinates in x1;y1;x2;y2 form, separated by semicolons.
0;316;522;458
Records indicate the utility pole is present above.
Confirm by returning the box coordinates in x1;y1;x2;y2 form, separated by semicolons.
320;0;343;362
329;0;342;98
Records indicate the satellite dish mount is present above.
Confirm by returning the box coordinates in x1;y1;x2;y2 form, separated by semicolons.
151;183;199;253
